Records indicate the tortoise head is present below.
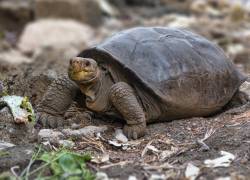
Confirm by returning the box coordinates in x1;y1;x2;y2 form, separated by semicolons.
68;57;99;83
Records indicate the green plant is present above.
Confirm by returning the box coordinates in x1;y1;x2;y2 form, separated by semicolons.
0;150;10;157
20;146;95;180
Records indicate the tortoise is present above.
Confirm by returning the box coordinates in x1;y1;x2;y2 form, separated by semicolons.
36;27;247;139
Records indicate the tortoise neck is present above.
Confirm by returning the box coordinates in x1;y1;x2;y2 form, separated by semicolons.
78;70;102;101
79;69;114;112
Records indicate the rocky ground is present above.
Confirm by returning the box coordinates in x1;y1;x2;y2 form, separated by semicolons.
1;0;250;179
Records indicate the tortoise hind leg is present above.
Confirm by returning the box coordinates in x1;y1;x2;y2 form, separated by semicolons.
36;75;79;128
228;90;249;108
223;90;249;114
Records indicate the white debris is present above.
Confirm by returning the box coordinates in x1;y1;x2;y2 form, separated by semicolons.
0;141;15;150
96;0;119;16
159;146;179;161
215;177;231;180
58;140;75;148
227;44;245;56
38;129;64;143
167;14;196;28
96;172;109;180
204;151;235;168
92;153;110;164
149;174;166;180
128;175;137;180
62;126;107;138
147;145;160;153
185;163;200;180
0;96;35;124
141;141;159;157
108;140;123;147
114;129;128;143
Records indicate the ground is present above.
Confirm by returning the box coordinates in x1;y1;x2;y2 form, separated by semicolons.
0;60;250;179
1;0;250;179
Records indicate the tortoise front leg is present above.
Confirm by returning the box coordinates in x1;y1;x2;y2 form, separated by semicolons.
36;75;78;128
109;82;146;139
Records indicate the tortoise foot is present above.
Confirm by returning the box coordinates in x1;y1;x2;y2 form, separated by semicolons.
123;122;146;140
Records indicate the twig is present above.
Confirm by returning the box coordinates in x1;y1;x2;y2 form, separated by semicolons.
141;140;154;158
10;166;20;179
27;152;65;177
20;145;42;178
196;128;216;151
100;161;132;169
80;136;106;153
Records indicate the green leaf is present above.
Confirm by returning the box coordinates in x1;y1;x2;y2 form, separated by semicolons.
30;149;95;179
51;161;62;175
39;152;52;163
59;153;81;174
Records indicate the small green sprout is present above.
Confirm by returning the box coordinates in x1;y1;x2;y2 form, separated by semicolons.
20;96;35;123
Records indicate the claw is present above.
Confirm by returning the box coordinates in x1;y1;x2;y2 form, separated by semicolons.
123;123;146;140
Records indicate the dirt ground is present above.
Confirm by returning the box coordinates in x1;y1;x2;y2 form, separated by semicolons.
0;59;250;179
1;0;250;179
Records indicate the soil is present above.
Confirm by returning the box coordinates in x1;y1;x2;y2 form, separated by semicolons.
1;59;250;179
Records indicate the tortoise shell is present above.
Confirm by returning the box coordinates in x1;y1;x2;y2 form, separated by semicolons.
78;27;246;117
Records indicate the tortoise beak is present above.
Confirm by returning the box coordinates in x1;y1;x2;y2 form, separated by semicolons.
68;57;98;82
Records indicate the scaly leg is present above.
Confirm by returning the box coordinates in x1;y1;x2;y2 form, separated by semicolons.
109;82;146;139
36;75;79;128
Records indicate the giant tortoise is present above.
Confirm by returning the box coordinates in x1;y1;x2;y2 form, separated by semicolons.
36;27;247;139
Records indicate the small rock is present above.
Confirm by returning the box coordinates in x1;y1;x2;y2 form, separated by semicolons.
0;141;15;150
144;14;196;28
38;129;64;143
58;140;75;148
34;0;103;27
227;44;245;57
167;14;196;28
128;175;137;180
92;153;109;164
0;81;4;95
240;81;250;98
185;163;200;180
71;123;81;129
18;19;96;55
215;177;231;180
96;172;109;180
62;125;108;138
115;129;128;143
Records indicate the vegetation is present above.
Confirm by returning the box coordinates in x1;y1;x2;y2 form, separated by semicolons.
20;96;35;123
2;146;95;180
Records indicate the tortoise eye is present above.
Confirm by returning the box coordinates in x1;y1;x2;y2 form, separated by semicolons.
85;61;90;66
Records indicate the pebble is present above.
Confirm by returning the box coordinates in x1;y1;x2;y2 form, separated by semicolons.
115;129;128;143
62;125;108;138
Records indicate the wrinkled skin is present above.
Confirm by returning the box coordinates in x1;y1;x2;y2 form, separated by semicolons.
37;57;147;139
